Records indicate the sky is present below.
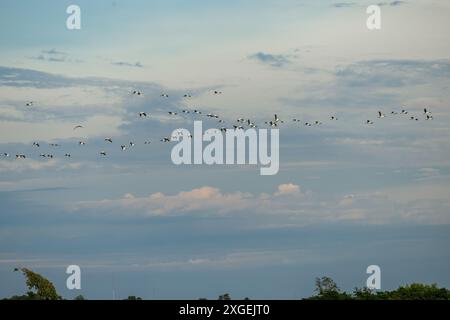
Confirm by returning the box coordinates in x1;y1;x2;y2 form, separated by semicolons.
1;0;450;299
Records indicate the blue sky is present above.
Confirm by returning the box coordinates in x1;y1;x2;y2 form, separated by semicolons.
1;0;450;299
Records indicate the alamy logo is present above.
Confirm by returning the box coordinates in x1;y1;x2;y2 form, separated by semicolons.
170;121;279;175
66;265;81;290
366;265;381;290
66;5;81;30
366;5;381;30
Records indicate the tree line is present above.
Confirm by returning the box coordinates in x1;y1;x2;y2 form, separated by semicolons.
3;268;449;300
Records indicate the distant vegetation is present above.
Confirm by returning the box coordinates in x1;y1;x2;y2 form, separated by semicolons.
305;276;450;300
2;269;449;300
4;268;61;300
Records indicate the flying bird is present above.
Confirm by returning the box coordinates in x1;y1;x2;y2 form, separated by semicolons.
246;119;256;127
100;151;107;156
73;125;83;130
105;138;113;143
265;121;278;127
139;112;148;117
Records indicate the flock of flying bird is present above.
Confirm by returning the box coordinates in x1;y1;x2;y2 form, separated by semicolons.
1;89;435;160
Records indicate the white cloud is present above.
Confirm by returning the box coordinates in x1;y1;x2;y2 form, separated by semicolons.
0;248;332;272
274;183;301;196
72;181;450;226
0;115;126;144
0;158;87;173
0;105;25;120
0;158;59;172
76;185;254;216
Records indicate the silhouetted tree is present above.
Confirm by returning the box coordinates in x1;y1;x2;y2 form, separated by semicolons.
375;283;450;300
6;268;61;300
306;277;450;300
305;277;351;300
218;293;231;300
